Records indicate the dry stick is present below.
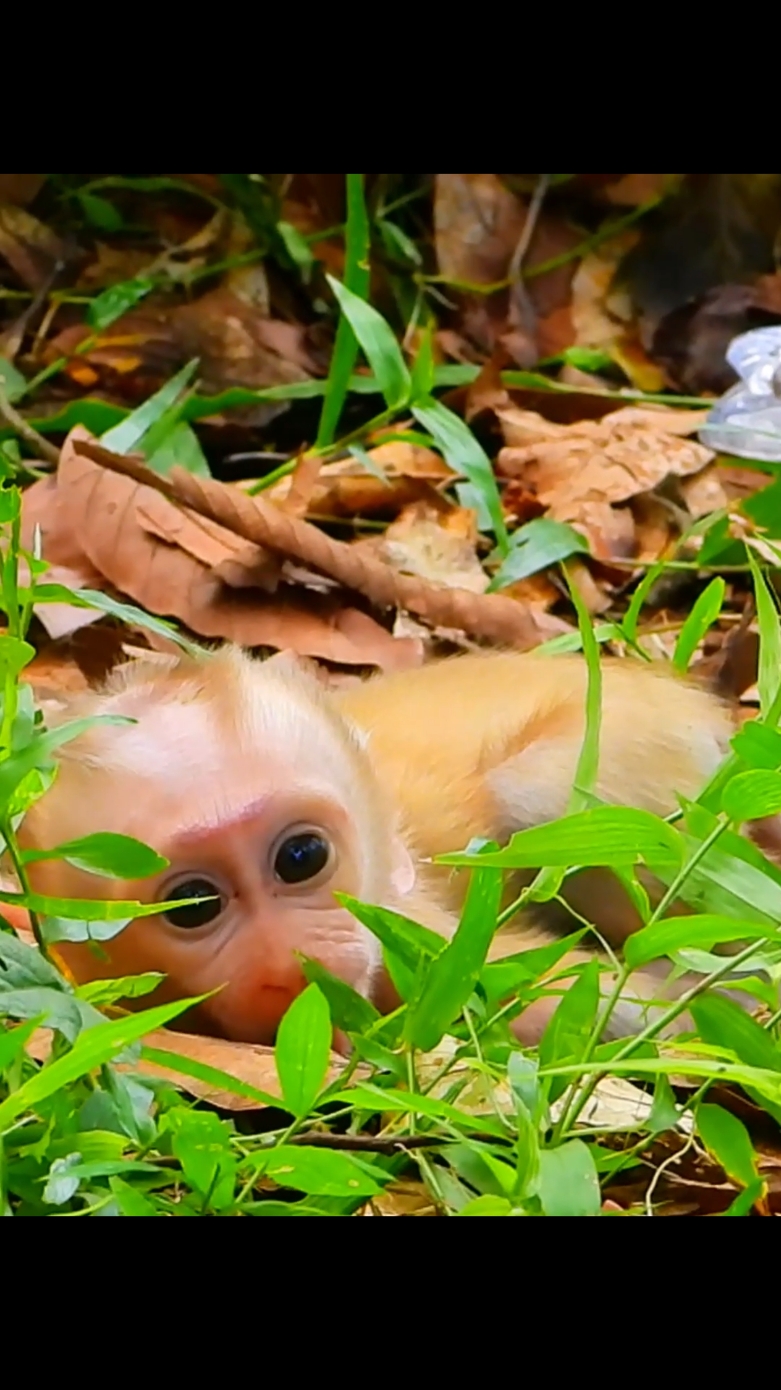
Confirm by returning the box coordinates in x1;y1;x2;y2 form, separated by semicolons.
73;439;542;649
0;386;59;466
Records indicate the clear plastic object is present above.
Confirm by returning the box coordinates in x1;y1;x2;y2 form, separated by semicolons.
698;326;781;462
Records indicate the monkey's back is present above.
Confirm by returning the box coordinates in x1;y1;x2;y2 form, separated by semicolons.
337;652;734;869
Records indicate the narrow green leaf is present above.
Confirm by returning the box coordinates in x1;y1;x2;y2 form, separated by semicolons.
316;175;370;447
536;1139;601;1216
625;914;777;970
0;996;197;1133
101;360;199;453
0;1016;40;1071
696;1102;759;1189
620;564;664;645
31;585;203;657
565;566;602;812
277;221;316;281
721;768;781;822
405;865;503;1052
749;552;781;718
87;276;155;331
274;983;332;1119
723;1177;764;1215
409;324;435;398
22;831;168;879
412;396;508;552
327;275;411;410
142;1045;278;1108
489;519;588;590
438;806;683;870
673;577;725;673
330;1082;504;1135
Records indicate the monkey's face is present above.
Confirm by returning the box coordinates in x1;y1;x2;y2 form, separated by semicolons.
29;783;390;1045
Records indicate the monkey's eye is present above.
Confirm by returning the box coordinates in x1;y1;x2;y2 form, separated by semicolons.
273;833;331;885
161;878;225;929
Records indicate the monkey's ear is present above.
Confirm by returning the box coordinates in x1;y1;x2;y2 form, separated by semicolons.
388;835;416;897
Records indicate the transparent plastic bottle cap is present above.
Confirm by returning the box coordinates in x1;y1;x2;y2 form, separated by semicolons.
698;326;781;462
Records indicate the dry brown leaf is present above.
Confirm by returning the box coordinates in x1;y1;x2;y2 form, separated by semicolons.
568;500;636;563
20;475;105;639
74;434;543;651
678;465;730;519
135;491;280;590
379;504;488;594
604;174;681;206
496;405;713;516
631;494;677;561
170;287;319;398
434;174;526;286
26;1025;357;1112
0;175;47;207
264;440;454;522
52;429;421;670
0;200;69;290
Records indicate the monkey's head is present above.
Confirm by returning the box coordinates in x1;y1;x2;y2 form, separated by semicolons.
21;648;416;1044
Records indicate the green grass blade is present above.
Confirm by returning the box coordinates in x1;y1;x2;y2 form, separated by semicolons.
316;175;370;447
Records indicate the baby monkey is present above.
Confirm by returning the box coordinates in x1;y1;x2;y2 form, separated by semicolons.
18;646;749;1047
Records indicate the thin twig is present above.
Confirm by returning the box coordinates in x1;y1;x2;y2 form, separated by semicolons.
0;385;59;466
508;173;551;281
287;1131;445;1153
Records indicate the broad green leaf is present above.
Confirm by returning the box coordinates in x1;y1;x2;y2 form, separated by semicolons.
625;915;777;970
489;518;588;590
338;893;444;971
473;1150;518;1198
723;1177;765;1215
77;193;124;232
0;929;70;989
170;1111;236;1212
438;807;683;871
479;930;588;1005
251;1146;384;1198
0;356;27;404
101;359;199;453
721;769;781;822
0;987;101;1042
690;994;781;1075
457;1195;516;1216
87;276;155;331
412;396;508;552
0;635;35;675
696;1102;759;1189
731;719;781;769
405;865;503;1052
536;1139;601;1216
539;958;600;1101
673;577;725;673
749;553;781;718
327;275;411;410
299;956;381;1034
275;983;332;1119
109;1178;159;1216
78;973;164;1006
0;996;196;1133
646;1075;682;1134
43;1152;83;1205
145;420;210;478
22;831;168;879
